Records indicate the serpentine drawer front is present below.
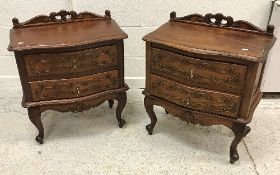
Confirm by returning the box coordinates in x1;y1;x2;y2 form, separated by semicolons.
151;48;247;94
143;12;276;164
8;10;129;144
29;70;119;101
150;75;241;118
24;45;118;77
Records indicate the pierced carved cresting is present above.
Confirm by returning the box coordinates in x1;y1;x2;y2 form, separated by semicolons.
152;48;247;94
12;10;111;28
29;70;119;101
150;75;241;118
25;45;118;77
170;12;274;35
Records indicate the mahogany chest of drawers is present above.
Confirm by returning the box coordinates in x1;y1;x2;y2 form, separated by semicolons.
8;10;128;144
143;12;276;164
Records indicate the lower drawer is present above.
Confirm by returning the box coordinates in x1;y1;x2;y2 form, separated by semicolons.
29;70;119;101
150;75;241;118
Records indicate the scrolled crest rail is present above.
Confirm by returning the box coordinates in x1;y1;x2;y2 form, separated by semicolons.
12;10;111;28
170;11;274;35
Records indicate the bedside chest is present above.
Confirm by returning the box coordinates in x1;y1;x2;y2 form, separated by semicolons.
143;12;276;164
8;10;128;144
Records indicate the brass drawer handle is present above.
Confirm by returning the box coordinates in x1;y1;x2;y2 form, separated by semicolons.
190;69;194;78
183;98;191;106
73;60;78;69
76;87;81;94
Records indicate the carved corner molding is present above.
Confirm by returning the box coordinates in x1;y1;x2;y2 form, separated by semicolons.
170;11;274;35
12;10;111;28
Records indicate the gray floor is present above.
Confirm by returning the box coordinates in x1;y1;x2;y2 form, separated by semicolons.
0;80;280;175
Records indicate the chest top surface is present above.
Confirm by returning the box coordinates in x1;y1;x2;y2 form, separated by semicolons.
8;10;127;52
143;12;276;62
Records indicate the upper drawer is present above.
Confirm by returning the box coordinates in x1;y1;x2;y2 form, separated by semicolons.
150;75;241;118
151;48;247;94
24;45;118;77
29;70;119;101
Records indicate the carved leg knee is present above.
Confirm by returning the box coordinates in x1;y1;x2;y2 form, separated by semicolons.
115;92;127;128
230;123;249;164
144;96;157;135
28;107;44;144
108;99;114;109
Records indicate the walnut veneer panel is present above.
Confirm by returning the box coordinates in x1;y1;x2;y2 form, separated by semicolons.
151;48;247;94
150;75;241;118
29;70;119;101
25;45;118;77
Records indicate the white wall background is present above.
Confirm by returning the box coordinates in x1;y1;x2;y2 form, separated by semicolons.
0;0;273;88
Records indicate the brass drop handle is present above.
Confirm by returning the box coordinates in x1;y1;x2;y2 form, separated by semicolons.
190;69;194;78
73;60;77;69
186;98;191;105
183;98;191;105
76;87;80;94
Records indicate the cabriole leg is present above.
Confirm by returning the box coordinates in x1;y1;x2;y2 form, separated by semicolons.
28;107;44;144
115;92;127;128
144;96;157;135
230;123;251;164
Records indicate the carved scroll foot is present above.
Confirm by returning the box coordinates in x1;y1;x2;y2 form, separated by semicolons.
144;96;157;135
230;123;249;164
116;92;127;128
146;124;154;135
108;100;114;109
28;107;44;144
35;136;44;144
118;119;126;128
